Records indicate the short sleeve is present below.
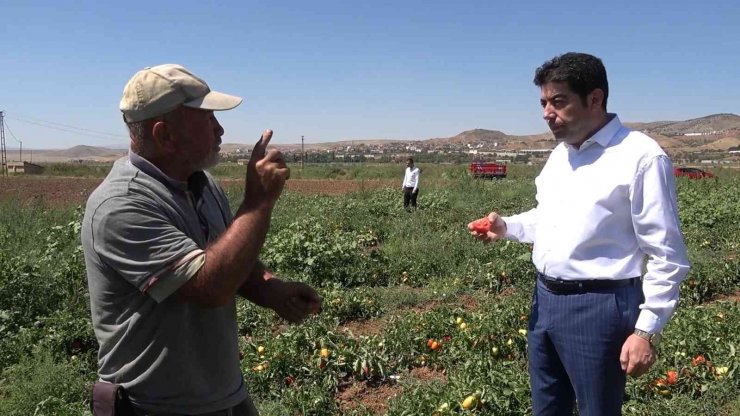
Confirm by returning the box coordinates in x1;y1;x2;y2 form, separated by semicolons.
90;196;202;301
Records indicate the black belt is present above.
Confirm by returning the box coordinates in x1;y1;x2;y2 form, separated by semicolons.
537;272;639;294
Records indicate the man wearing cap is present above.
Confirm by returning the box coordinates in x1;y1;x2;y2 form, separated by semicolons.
468;53;689;415
82;64;322;415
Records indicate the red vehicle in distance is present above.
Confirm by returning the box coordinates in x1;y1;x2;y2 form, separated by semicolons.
673;167;715;180
469;162;507;179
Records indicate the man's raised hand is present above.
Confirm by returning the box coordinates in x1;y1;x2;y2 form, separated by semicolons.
245;129;290;207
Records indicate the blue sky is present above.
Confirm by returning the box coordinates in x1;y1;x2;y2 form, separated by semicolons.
1;0;738;149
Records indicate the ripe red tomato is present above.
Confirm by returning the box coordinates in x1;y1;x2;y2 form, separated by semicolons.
666;370;678;385
471;217;491;234
692;355;706;367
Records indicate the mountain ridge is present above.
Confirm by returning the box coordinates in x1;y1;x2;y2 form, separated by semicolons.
19;113;740;161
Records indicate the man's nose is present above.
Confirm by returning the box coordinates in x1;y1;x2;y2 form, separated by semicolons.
542;103;556;120
213;116;225;136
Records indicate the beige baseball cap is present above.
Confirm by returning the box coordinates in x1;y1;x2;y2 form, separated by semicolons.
120;64;243;122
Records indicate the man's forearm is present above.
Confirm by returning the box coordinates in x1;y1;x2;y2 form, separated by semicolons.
179;202;274;307
238;260;278;308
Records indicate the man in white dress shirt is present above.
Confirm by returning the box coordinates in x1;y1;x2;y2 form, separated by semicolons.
468;52;689;416
402;157;420;211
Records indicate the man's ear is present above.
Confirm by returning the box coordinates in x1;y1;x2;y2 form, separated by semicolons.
152;120;177;153
588;89;605;111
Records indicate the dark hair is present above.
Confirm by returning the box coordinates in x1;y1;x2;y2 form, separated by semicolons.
407;157;414;163
534;52;608;111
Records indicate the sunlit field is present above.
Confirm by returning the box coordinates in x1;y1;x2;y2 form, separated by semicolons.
0;164;737;415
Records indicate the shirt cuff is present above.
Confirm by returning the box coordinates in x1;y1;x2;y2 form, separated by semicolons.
145;250;205;303
634;308;664;334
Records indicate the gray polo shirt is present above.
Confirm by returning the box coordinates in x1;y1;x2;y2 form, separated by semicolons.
82;153;247;414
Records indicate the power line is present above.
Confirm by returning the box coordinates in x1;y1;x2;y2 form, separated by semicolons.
8;116;118;141
3;121;23;162
4;121;21;143
5;112;127;140
1;111;7;175
7;112;125;138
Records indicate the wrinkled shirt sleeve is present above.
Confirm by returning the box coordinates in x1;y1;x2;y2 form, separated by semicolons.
630;155;690;333
503;207;538;244
90;196;204;303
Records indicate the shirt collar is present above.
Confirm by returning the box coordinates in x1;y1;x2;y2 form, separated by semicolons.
128;150;189;193
567;113;622;151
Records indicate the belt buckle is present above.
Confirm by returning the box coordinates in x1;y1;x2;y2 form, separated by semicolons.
565;279;584;292
546;276;583;293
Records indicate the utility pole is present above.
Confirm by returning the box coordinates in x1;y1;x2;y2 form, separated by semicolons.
0;111;7;176
301;135;304;170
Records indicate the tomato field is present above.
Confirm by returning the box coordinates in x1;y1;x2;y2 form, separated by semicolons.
0;163;737;415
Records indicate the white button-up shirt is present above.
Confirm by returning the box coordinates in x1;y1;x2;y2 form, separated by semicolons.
403;167;420;190
503;115;689;333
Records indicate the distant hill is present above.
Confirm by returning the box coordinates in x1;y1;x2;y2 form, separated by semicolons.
426;128;554;150
625;113;740;135
22;113;740;162
20;145;126;163
428;129;509;144
622;114;740;153
419;113;740;153
43;145;126;159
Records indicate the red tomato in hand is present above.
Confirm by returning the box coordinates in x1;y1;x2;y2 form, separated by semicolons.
471;217;491;234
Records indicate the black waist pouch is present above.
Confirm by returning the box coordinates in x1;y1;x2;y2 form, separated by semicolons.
91;382;136;416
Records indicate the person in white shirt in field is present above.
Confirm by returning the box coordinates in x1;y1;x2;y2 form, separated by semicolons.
468;52;689;416
401;157;420;211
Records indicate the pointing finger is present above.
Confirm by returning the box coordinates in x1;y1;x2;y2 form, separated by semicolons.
260;129;273;147
252;129;273;159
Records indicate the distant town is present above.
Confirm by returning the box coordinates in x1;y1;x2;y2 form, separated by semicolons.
2;113;739;174
223;131;740;168
225;140;556;166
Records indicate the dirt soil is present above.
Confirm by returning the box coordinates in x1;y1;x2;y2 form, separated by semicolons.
336;379;403;414
335;367;448;414
0;176;397;208
711;290;740;303
339;291;485;339
340;319;387;338
408;366;448;384
0;176;101;208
